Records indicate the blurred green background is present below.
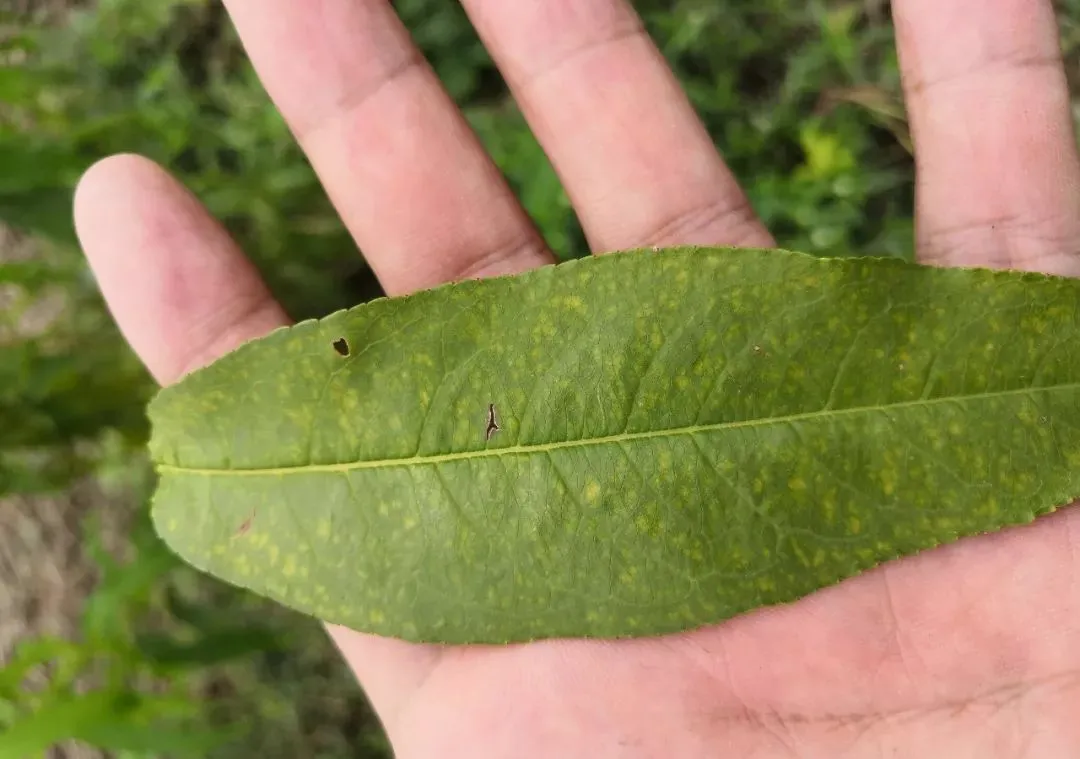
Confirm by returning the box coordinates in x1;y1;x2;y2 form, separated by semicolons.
1;1;1079;756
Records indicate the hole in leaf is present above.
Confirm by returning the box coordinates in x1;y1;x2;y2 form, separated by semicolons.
332;338;350;357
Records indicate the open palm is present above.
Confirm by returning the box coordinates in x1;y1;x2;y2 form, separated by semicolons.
76;1;1080;756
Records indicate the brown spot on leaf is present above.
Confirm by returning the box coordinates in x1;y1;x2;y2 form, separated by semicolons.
233;511;255;538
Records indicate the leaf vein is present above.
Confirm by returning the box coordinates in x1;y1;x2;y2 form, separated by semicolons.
156;382;1080;476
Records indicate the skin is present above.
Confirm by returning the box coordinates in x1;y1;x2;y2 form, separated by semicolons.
72;1;1080;756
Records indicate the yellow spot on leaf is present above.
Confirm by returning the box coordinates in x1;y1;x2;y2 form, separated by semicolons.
585;481;602;503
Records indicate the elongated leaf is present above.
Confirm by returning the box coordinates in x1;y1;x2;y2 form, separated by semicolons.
148;246;1080;643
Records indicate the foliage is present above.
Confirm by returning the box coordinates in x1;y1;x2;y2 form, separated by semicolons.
0;0;364;320
0;0;947;754
0;487;286;758
148;246;1080;644
0;454;381;758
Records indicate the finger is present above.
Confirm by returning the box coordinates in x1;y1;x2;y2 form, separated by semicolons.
73;155;288;384
220;0;553;294
73;154;442;726
894;0;1080;276
461;0;774;252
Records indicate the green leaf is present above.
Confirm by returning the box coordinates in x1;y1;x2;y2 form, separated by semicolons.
134;625;288;669
0;260;72;289
0;692;128;757
0;698;15;729
0;690;233;758
0;189;78;244
74;718;237;757
147;246;1080;644
80;532;178;646
0;637;85;704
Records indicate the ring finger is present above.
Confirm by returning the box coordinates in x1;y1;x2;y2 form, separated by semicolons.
462;0;773;252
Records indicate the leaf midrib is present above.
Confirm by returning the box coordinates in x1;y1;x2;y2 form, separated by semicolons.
154;381;1079;477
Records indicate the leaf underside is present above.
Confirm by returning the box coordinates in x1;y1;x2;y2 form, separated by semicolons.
147;246;1080;644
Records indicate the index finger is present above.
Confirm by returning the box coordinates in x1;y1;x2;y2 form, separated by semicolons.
73;154;445;733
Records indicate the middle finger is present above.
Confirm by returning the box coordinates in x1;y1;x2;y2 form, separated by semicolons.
221;0;554;294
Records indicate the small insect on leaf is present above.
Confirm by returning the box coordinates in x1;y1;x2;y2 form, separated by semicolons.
332;337;350;357
485;403;500;441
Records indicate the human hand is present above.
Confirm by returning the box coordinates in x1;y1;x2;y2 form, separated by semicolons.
75;1;1080;756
